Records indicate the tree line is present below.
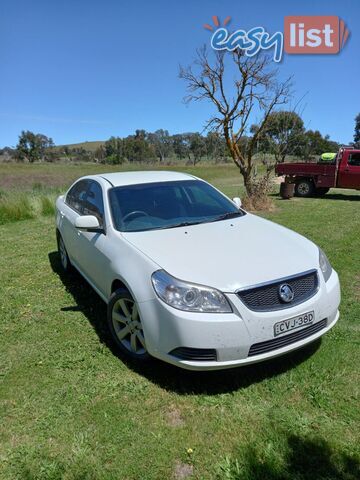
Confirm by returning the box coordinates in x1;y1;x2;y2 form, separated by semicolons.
1;42;358;210
0;118;345;165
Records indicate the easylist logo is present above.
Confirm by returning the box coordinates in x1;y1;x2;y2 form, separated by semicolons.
284;16;349;54
206;15;349;62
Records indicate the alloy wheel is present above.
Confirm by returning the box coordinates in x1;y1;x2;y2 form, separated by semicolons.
111;298;147;355
59;237;68;270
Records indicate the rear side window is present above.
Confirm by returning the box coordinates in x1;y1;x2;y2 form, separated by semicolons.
66;180;89;213
348;152;360;167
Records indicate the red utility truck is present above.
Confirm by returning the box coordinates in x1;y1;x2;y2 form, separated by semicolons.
275;147;360;197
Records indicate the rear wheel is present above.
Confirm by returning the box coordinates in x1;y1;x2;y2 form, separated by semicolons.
295;180;314;197
107;289;150;362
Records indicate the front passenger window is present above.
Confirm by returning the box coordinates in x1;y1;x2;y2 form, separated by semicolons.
66;180;89;214
83;181;105;225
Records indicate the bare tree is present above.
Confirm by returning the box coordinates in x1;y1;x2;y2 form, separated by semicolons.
179;47;292;202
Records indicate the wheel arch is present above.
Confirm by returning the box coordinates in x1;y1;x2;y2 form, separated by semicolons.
111;278;131;295
56;228;69;249
56;227;63;248
295;176;314;185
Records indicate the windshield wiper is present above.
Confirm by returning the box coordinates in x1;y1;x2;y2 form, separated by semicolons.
209;211;243;223
157;220;204;230
151;213;242;230
130;213;242;232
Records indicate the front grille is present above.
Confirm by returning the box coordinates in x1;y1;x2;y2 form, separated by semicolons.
169;347;217;361
248;318;327;356
237;270;319;311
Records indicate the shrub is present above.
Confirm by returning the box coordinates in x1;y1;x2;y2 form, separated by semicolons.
40;196;55;216
0;195;35;224
242;194;275;212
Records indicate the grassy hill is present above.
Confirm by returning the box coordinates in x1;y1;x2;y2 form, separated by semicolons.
57;140;105;152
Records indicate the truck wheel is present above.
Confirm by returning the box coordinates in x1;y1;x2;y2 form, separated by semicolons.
295;180;314;197
315;187;330;196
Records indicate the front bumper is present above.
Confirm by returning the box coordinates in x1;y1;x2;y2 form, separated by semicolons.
138;269;340;370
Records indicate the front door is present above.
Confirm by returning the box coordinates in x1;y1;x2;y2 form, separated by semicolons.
338;151;360;189
75;180;111;297
60;179;90;267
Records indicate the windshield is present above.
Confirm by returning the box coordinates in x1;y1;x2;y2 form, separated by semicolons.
109;180;244;232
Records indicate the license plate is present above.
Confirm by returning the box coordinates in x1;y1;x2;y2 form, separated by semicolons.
274;311;314;337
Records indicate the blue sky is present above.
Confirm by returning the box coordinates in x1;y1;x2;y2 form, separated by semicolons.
0;0;359;147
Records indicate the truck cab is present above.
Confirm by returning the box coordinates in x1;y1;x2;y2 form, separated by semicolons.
337;148;360;189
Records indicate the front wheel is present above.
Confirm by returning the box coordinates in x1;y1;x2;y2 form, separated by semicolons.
107;289;150;362
295;180;314;197
57;233;72;272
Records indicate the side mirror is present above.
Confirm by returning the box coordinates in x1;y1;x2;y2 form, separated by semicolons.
75;215;104;233
232;197;242;208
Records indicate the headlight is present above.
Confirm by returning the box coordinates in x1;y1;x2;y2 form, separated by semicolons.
151;270;232;313
319;247;332;282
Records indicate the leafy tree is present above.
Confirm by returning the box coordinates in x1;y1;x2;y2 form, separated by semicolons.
135;129;146;140
205;131;227;162
252;111;304;163
172;133;191;160
94;145;106;163
354;113;360;147
322;134;339;153
189;132;206;165
104;136;124;164
297;130;339;159
148;129;173;162
16;130;54;162
123;131;156;162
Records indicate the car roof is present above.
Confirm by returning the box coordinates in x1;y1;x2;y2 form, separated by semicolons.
91;170;197;187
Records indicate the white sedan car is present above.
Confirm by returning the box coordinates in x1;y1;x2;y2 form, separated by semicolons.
55;171;340;370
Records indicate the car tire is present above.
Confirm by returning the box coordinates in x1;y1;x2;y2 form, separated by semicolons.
57;233;72;272
295;180;314;197
315;187;330;196
107;289;150;362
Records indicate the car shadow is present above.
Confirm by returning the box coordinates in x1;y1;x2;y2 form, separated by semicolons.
271;192;360;201
49;251;321;395
228;434;360;480
318;193;360;201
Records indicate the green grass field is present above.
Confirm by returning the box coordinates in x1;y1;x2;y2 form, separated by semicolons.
0;163;359;480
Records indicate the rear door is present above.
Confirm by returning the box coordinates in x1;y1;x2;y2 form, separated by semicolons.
337;151;360;189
